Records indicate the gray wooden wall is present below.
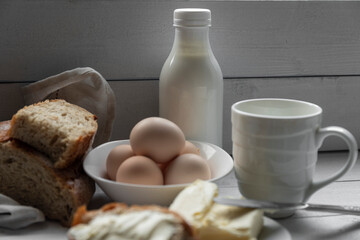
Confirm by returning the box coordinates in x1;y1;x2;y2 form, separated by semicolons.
1;1;360;153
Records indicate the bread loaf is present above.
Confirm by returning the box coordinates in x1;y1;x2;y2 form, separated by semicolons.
0;120;95;227
68;203;195;240
8;99;98;169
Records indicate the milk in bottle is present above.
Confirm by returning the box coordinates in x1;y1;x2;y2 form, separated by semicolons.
159;8;223;147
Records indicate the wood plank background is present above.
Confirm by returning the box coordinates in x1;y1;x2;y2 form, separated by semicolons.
1;1;360;153
1;76;359;153
2;1;360;81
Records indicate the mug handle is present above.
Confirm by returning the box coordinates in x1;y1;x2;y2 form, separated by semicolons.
304;126;358;201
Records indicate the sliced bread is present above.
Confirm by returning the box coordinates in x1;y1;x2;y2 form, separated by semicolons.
8;99;98;169
0;121;95;227
68;203;195;240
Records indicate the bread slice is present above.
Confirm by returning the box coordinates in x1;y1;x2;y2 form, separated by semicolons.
8;99;98;169
68;203;195;240
0;121;95;227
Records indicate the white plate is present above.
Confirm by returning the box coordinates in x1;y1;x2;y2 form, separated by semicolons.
260;217;292;240
0;216;291;240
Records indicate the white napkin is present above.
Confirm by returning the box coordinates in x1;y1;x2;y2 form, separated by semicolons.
0;194;45;229
22;67;116;147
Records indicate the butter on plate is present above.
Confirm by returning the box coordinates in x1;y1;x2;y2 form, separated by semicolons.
169;180;263;240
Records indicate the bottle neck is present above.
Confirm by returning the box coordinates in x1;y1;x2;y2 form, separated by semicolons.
172;26;212;54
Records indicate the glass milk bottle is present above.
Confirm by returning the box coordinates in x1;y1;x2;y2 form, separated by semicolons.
159;8;223;147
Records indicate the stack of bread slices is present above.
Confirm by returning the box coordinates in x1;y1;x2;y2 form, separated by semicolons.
0;99;98;227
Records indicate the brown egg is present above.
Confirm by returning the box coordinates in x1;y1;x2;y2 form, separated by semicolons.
106;144;135;181
180;141;200;155
116;156;163;185
130;117;186;163
164;153;211;185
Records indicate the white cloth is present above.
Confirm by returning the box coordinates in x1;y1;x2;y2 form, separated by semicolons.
0;194;45;229
22;67;116;147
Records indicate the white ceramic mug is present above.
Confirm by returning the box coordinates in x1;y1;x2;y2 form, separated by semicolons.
232;98;358;207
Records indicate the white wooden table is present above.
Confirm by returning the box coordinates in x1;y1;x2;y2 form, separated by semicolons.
1;151;359;240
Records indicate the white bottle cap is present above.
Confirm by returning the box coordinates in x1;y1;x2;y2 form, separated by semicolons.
173;8;211;27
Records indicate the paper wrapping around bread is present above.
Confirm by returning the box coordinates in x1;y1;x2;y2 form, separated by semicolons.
21;67;115;147
68;203;195;240
8;99;98;169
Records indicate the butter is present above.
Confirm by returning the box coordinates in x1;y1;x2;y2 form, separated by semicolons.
200;203;263;240
68;210;181;240
170;180;263;240
169;179;218;229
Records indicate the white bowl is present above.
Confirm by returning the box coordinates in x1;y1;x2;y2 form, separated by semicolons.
84;140;233;206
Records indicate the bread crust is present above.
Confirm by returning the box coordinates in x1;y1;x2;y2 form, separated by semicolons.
0;120;10;142
71;202;196;239
8;99;98;169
